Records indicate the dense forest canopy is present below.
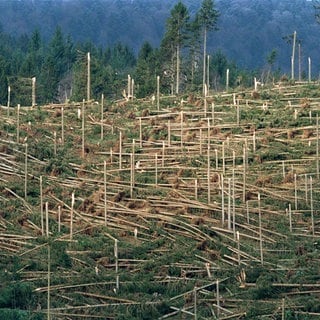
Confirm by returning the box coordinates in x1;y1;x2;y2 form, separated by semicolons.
0;0;318;69
0;0;319;105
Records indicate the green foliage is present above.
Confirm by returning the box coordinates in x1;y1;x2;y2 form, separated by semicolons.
0;0;319;83
40;27;75;103
160;1;190;93
197;0;219;31
29;139;54;161
71;42;135;101
0;282;33;310
1;5;320;319
267;48;277;67
109;42;136;72
0;309;42;320
134;42;160;98
210;51;239;90
0;1;299;102
245;301;277;318
50;241;72;269
300;296;320;313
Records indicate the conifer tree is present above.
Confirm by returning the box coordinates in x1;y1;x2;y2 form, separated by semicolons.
197;0;219;94
41;27;75;103
41;27;67;102
188;14;202;90
161;1;189;95
135;42;160;98
20;29;43;77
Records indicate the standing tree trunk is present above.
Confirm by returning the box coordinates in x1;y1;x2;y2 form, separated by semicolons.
202;27;207;96
298;43;301;81
176;44;180;95
32;77;36;107
291;31;296;80
87;52;90;101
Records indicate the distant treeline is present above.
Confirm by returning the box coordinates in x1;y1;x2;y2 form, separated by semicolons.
0;0;318;105
0;2;247;106
0;0;318;71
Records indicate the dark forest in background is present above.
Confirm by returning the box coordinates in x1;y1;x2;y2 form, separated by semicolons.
1;0;318;69
0;0;319;105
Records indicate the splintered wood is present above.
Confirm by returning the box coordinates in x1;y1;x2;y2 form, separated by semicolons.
1;82;320;318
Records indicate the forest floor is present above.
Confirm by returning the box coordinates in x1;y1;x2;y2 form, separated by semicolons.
1;81;320;319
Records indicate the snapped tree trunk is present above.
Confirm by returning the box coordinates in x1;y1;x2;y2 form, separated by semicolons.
176;44;180;95
203;27;207;96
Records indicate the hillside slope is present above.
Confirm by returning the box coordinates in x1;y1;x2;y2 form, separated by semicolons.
1;80;320;318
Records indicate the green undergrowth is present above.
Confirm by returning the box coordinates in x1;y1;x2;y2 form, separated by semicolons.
1;83;320;319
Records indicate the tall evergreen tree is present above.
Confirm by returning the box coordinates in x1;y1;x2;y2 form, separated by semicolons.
210;50;228;90
0;56;10;105
188;14;202;91
109;42;136;73
135;42;160;98
197;0;219;94
41;27;75;103
20;29;43;77
161;1;189;95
